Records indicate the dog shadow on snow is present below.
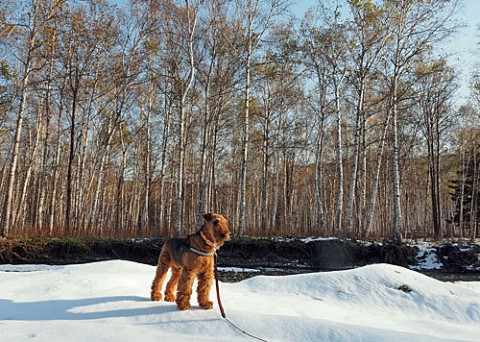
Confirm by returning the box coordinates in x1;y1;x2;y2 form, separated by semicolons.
0;296;203;321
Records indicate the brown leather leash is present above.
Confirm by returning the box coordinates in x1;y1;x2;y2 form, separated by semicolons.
213;252;268;342
213;252;227;318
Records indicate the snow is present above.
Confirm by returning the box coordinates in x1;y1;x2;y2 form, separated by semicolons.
1;261;479;342
411;244;444;270
219;267;260;273
272;236;339;243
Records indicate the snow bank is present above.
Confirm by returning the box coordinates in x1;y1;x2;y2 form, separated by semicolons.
1;260;479;341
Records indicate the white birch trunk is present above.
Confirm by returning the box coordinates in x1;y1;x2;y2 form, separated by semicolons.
176;1;197;236
334;77;345;237
88;119;116;232
346;76;366;237
391;72;403;242
37;50;55;232
158;89;171;231
2;2;39;237
261;81;270;235
49;89;65;235
238;8;253;237
364;109;391;236
15;113;42;229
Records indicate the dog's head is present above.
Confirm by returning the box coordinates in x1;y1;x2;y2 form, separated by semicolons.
202;212;230;248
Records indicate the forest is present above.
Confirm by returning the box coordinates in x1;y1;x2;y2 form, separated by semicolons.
0;0;479;241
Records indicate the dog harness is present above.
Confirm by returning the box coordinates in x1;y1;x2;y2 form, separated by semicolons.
189;246;215;257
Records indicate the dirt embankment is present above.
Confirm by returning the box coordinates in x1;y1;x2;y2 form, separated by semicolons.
0;238;414;267
1;238;479;281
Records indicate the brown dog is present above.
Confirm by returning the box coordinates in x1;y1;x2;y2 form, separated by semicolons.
150;213;230;310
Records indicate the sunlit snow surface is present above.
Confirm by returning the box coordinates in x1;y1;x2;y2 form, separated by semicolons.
1;260;479;341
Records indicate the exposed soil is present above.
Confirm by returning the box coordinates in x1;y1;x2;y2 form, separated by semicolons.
1;237;479;282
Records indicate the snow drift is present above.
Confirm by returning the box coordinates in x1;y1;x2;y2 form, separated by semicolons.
1;261;479;341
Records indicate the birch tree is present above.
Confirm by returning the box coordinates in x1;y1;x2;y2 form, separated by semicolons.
62;3;100;231
301;13;329;234
236;0;285;236
36;14;59;233
1;0;64;237
174;0;199;235
195;0;237;226
301;3;348;237
384;0;460;241
345;0;387;236
413;59;457;239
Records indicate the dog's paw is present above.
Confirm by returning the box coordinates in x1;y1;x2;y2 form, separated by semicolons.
176;302;191;310
164;293;176;302
151;292;162;301
176;296;191;310
199;301;213;309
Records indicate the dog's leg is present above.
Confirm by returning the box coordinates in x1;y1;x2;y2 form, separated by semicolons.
197;270;214;309
164;265;182;302
175;268;196;310
150;246;171;301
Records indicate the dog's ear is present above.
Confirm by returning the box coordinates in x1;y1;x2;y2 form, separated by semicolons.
222;215;229;222
203;213;213;221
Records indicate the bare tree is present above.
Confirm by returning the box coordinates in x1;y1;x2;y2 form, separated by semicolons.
383;0;460;241
236;0;285;236
414;59;457;239
2;0;64;237
175;0;199;235
345;0;388;237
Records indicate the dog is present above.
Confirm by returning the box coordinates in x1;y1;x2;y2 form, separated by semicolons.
150;212;230;310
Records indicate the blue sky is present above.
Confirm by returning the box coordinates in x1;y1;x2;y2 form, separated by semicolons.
443;0;480;103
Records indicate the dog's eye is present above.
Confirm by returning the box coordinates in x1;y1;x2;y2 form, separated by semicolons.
220;233;226;238
213;219;219;225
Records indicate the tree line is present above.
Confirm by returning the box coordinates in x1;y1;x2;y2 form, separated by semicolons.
0;0;478;241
